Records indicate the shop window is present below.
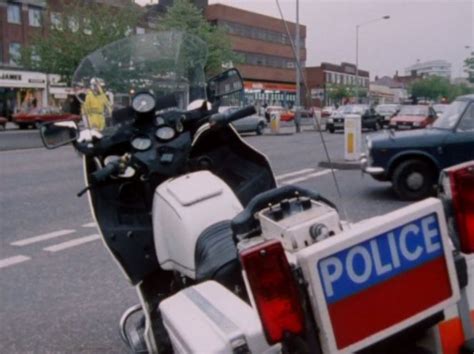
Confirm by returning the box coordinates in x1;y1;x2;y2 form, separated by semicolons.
7;2;21;24
50;12;63;30
9;43;21;65
28;6;41;27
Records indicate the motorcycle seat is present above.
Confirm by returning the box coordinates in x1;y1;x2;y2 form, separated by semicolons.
194;220;240;288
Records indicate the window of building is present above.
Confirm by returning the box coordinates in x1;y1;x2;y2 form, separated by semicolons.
28;6;41;27
30;46;40;63
83;18;92;35
7;3;21;24
0;42;3;64
136;27;145;35
50;12;63;30
9;42;21;65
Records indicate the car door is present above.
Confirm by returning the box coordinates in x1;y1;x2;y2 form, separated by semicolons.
443;102;474;166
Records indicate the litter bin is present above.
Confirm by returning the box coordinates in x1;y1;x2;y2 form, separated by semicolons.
344;114;362;161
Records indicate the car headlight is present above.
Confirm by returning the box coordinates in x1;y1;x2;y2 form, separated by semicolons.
328;118;333;123
413;122;420;127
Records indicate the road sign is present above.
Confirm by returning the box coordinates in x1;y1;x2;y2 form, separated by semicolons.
298;198;460;353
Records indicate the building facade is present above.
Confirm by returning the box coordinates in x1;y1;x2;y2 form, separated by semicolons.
405;60;452;79
305;62;370;107
205;4;306;108
0;0;140;118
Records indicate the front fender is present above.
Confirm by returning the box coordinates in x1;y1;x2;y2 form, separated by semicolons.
387;150;441;177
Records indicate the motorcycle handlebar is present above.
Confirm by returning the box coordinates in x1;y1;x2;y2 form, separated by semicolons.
91;160;121;183
210;106;256;126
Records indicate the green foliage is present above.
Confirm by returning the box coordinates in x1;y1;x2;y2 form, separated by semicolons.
464;52;474;84
409;76;474;102
158;0;240;77
19;0;141;85
328;84;352;103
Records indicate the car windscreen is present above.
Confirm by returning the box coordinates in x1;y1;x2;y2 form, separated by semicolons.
343;105;366;114
398;105;428;116
376;104;397;114
432;100;468;129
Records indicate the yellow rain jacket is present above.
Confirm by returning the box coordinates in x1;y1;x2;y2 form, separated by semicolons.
83;89;111;131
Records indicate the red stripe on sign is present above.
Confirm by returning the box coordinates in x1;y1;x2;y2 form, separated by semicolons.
328;257;452;349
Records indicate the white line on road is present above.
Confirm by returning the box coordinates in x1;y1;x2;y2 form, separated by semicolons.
275;168;315;181
0;255;31;269
43;234;100;253
281;169;336;185
81;222;96;228
11;229;76;247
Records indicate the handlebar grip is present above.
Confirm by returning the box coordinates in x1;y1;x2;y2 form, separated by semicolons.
155;94;178;111
91;161;120;183
231;185;337;237
210;105;256;126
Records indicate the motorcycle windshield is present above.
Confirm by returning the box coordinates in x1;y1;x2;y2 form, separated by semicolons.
72;31;208;125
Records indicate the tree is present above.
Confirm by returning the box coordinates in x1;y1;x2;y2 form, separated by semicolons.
409;76;474;102
19;0;141;85
328;84;352;104
464;52;474;84
158;0;240;77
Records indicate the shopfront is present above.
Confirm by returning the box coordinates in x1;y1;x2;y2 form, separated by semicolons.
244;81;296;110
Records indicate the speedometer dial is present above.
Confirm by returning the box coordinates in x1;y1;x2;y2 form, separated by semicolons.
131;136;152;151
132;93;156;113
155;126;176;141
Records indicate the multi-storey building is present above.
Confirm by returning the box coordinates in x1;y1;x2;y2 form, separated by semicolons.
405;60;452;79
205;4;306;108
305;62;370;107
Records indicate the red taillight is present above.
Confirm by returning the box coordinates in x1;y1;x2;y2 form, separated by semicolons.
240;240;305;344
444;161;474;254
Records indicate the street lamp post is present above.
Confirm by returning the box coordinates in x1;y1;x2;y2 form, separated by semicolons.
355;15;390;101
295;0;301;132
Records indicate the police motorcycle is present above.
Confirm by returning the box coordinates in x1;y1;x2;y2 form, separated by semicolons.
40;31;280;353
40;31;473;354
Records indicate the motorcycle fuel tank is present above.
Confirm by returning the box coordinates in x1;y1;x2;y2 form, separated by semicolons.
153;171;243;278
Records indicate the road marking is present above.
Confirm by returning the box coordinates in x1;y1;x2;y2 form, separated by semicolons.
0;255;31;269
275;168;315;181
281;169;336;185
43;234;100;253
81;222;96;228
11;229;76;246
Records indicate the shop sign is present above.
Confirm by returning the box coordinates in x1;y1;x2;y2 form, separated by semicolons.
0;73;22;81
29;79;46;84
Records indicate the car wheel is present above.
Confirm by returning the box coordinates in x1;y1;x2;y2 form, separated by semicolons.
328;126;335;133
18;123;28;130
35;121;42;129
256;122;265;135
391;159;436;201
374;121;381;131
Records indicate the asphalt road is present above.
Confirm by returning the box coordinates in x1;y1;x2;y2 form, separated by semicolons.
0;129;411;353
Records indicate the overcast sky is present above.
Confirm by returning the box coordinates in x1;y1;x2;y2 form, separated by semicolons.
136;0;474;79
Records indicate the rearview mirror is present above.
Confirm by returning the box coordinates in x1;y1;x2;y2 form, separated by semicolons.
40;121;79;149
207;68;244;102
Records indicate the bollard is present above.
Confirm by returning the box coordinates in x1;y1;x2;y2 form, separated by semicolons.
344;114;362;161
270;112;280;134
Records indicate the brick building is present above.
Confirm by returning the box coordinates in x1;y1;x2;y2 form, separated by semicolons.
305;62;370;107
0;0;140;117
205;4;306;108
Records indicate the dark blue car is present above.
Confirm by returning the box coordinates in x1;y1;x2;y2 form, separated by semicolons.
361;95;474;200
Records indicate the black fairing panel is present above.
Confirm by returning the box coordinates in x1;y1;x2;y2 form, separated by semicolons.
191;125;276;206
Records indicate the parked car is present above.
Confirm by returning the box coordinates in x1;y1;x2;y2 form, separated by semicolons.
13;107;81;129
280;109;295;122
389;105;437;130
375;103;400;127
327;104;382;133
220;106;266;135
0;117;6;130
321;106;336;118
433;103;449;116
361;94;474;200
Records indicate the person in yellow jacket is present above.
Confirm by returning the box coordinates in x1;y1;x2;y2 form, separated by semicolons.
83;78;111;131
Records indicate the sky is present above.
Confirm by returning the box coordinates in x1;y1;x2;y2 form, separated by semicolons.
136;0;474;79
